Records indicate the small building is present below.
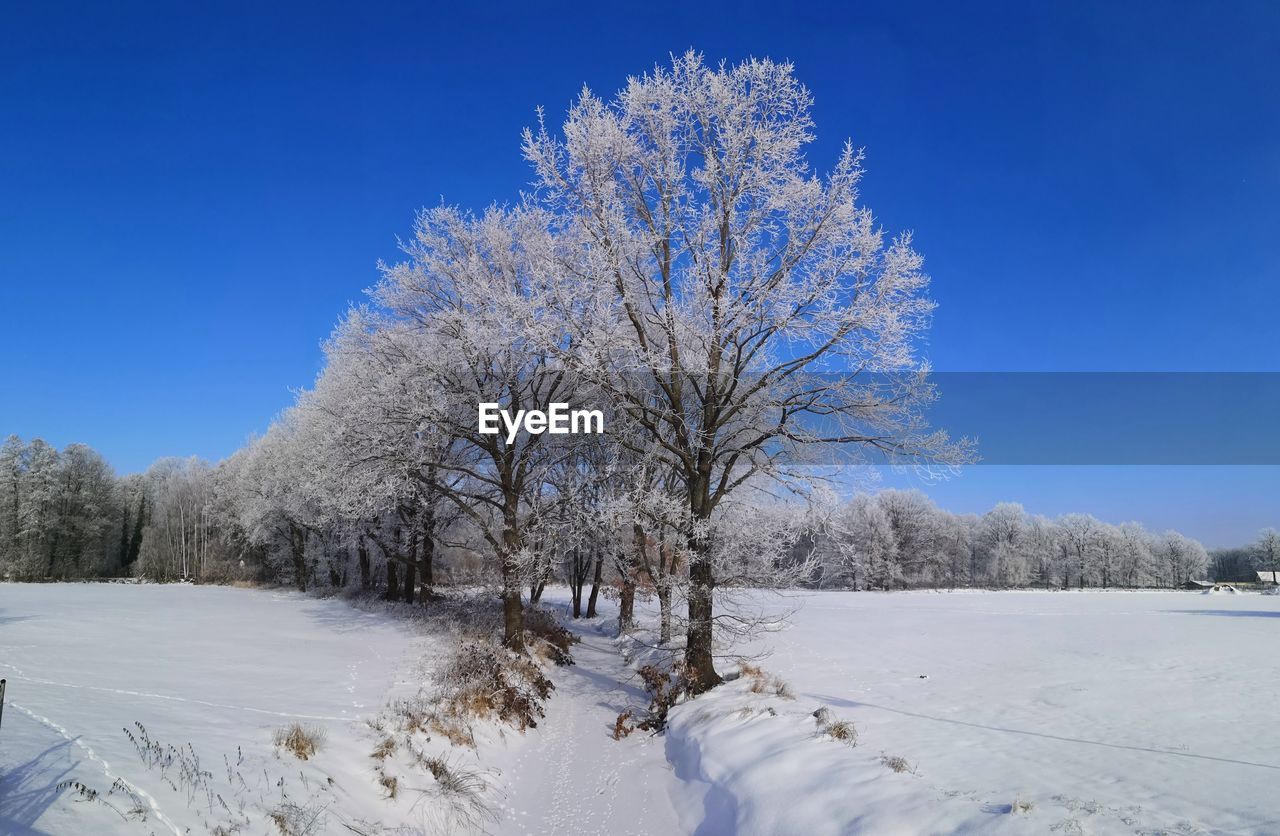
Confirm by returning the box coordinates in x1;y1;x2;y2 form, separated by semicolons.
1256;571;1280;585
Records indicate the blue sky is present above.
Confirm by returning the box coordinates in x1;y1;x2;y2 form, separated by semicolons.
1;2;1277;545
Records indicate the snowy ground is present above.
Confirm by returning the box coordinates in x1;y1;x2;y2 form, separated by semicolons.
653;589;1280;835
0;583;431;835
3;585;1279;835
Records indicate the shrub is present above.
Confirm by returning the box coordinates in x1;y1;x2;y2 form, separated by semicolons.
636;663;688;732
523;607;578;666
273;724;326;761
436;637;554;732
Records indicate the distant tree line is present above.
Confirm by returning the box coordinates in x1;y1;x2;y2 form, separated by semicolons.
11;431;1273;597
0;436;249;582
801;490;1235;590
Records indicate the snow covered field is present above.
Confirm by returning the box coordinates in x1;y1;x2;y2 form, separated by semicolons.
3;585;1279;835
0;584;430;835
654;589;1280;835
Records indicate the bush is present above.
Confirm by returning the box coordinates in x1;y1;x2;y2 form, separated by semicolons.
436;637;554;732
523;607;579;666
636;663;689;732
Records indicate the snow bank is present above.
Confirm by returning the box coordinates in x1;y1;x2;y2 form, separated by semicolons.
662;672;1036;835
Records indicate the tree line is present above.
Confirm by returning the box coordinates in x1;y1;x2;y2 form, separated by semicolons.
3;54;1271;692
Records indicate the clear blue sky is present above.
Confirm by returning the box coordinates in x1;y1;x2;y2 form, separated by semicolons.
2;2;1277;544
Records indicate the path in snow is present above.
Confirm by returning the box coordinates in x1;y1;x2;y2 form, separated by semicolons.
491;608;689;836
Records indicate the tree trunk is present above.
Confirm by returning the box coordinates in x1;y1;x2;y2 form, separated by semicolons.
420;530;435;601
290;524;307;592
684;533;721;694
402;528;418;604
358;542;371;590
570;546;583;618
616;524;642;635
500;502;524;651
502;586;524;651
385;560;400;601
657;582;672;644
586;548;603;618
617;577;635;636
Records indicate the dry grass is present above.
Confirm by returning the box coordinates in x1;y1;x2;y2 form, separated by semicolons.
377;771;398;800
370;736;397;761
273;723;326;761
1012;798;1035;814
612;709;636;740
824;719;858;745
880;752;917;774
739;662;795;699
435;638;553;732
812;706;857;746
422;753;487;799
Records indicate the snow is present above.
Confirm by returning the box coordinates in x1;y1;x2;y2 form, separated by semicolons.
0;583;427;835
5;585;1279;835
482;616;687;836
658;589;1280;835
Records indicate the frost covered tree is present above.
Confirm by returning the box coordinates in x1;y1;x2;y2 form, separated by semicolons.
1253;528;1280;579
523;52;968;688
0;436;122;579
374;205;581;650
1057;514;1101;589
1156;530;1209;586
133;457;223;581
977;503;1029;588
1116;522;1156;588
223;416;327;591
297;311;464;602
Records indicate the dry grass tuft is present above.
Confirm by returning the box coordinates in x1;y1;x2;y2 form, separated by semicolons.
422;753;487;799
824;719;858;745
880;752;917;774
740;662;795;700
273;723;325;761
812;706;857;745
370;736;397;761
377;771;398;800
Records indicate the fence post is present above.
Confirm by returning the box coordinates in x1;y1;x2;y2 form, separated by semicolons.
0;678;6;730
